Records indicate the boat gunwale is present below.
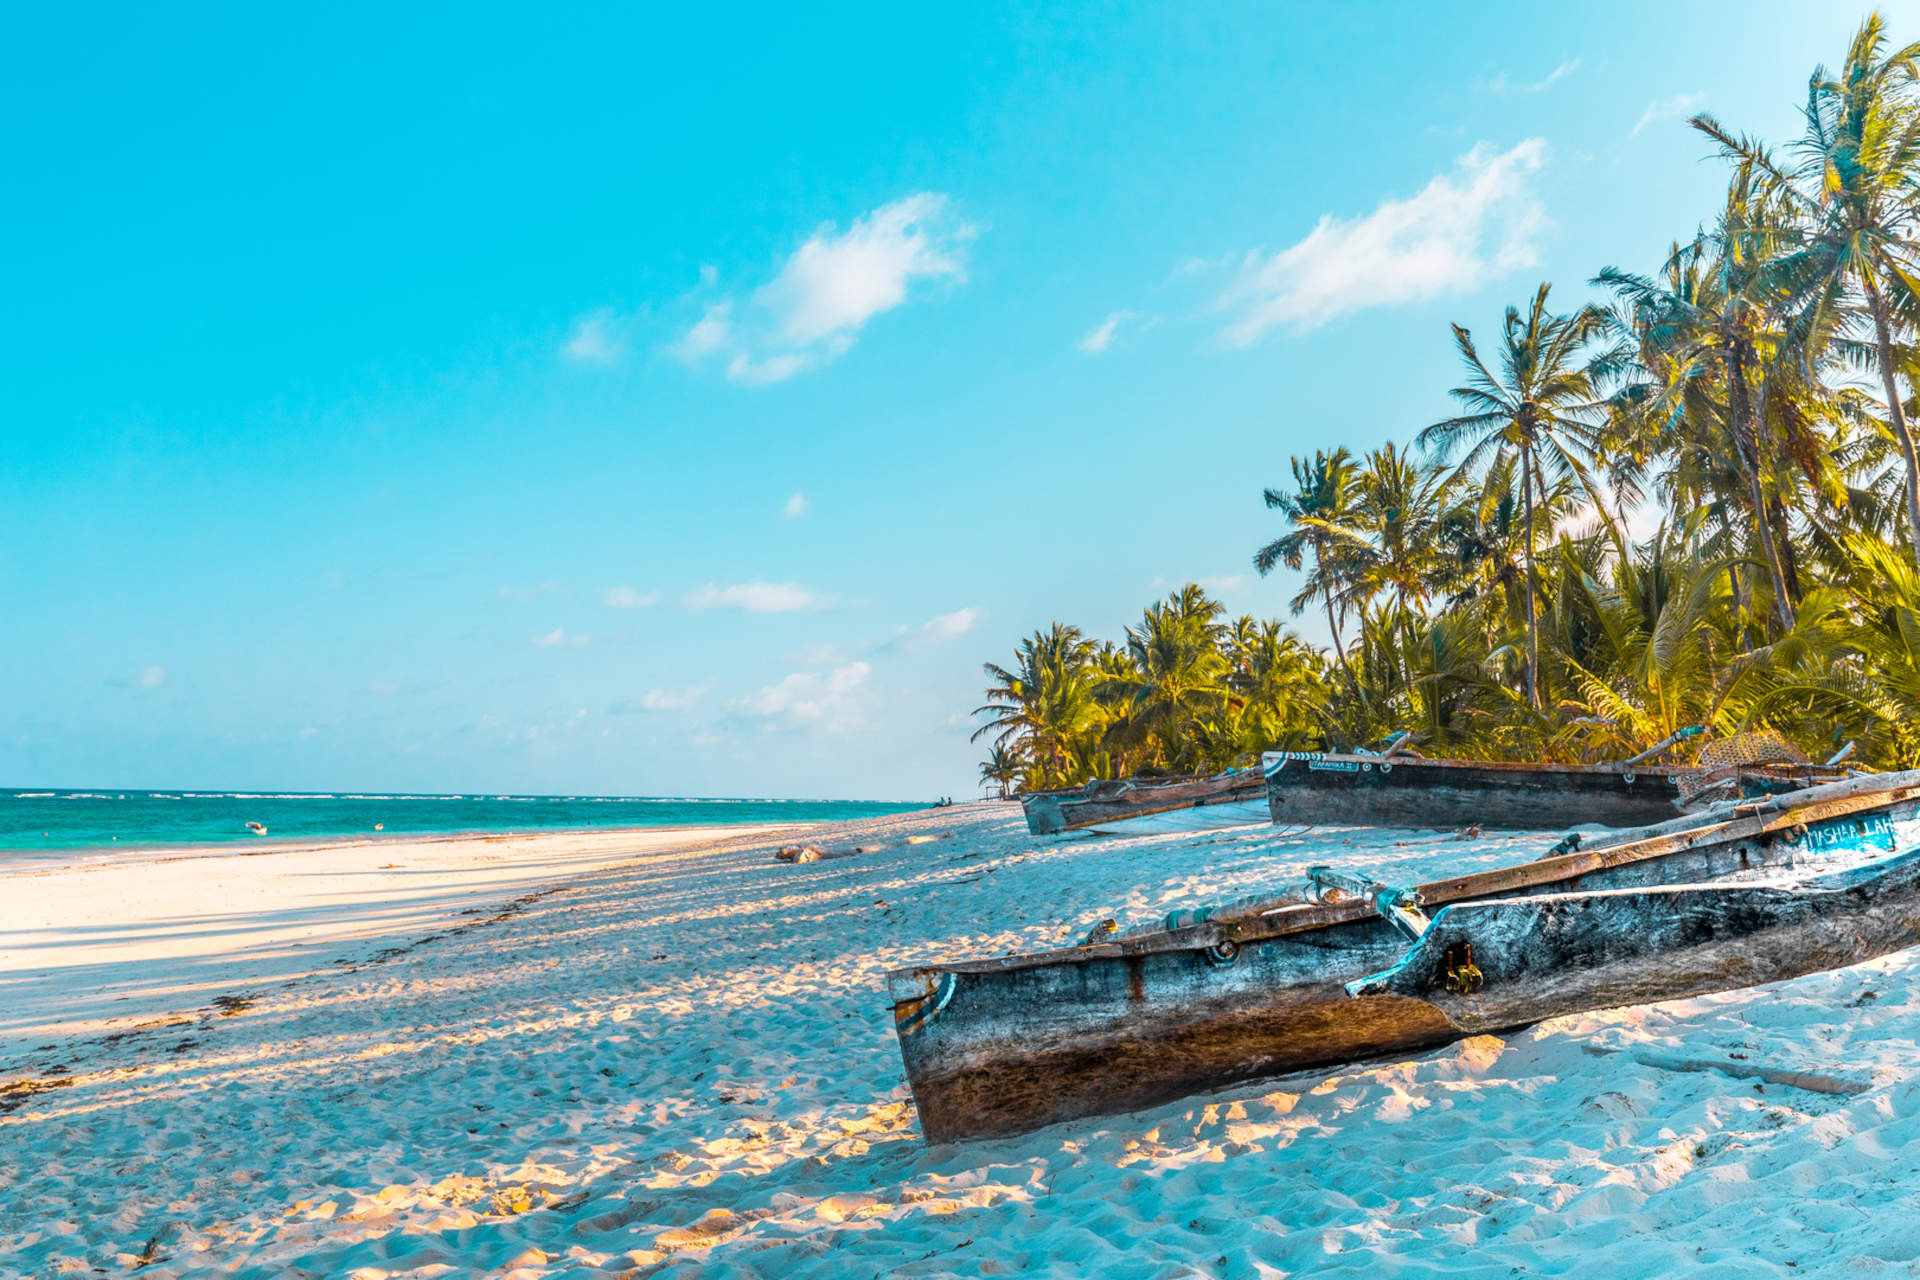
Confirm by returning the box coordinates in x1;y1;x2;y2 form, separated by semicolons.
1261;751;1688;779
1048;777;1269;830
891;775;1920;988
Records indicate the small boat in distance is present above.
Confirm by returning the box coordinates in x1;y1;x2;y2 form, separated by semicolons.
891;771;1920;1143
1019;768;1268;837
245;821;267;835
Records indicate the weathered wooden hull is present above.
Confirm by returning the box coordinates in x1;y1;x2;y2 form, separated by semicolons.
1021;771;1266;836
1261;751;1686;829
1085;797;1270;836
892;773;1920;1143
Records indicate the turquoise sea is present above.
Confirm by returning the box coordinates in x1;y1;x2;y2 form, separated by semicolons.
0;789;926;859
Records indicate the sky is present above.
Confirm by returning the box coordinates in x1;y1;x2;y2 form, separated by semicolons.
5;1;1916;799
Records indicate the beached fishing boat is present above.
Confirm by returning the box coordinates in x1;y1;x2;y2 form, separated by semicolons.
1020;769;1268;837
1260;739;1849;830
891;771;1920;1142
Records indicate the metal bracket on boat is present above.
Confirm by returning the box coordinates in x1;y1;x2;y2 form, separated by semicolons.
1441;942;1483;994
1307;866;1432;940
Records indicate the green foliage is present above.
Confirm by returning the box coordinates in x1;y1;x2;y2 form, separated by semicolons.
973;16;1920;789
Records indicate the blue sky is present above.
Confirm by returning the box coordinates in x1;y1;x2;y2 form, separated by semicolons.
4;2;1911;798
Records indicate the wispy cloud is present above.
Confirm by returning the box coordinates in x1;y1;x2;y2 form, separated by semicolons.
686;581;823;613
726;353;807;385
1151;574;1247;595
1490;58;1580;94
875;606;981;655
669;302;732;362
644;684;706;711
782;491;809;519
532;628;590;648
602;586;659;609
138;665;166;688
672;193;978;384
1077;311;1137;354
561;309;626;364
612;684;707;714
1216;139;1547;343
1633;93;1705;136
919;607;978;643
734;661;870;725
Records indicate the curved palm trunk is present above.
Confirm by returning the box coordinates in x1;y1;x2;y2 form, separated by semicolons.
1323;593;1355;683
1864;276;1920;556
1520;451;1540;709
1729;356;1795;631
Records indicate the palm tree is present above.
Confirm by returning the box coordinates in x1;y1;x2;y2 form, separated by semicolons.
1256;448;1360;668
1419;283;1612;707
1694;15;1920;551
1344;443;1450;612
977;745;1022;798
1597;194;1798;630
1100;586;1232;774
972;624;1103;788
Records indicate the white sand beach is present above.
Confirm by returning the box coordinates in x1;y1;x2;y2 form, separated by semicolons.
5;804;1919;1278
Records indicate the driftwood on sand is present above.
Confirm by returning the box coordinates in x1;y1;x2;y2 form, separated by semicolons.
776;832;953;863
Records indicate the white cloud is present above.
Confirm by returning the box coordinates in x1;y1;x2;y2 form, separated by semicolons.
1077;311;1135;354
602;586;659;609
1633;93;1705;136
758;194;974;345
298;725;319;740
736;661;870;724
644;684;706;711
672;193;977;384
879;606;982;655
782;491;809;519
562;309;625;364
1151;574;1247;595
917;607;978;643
686;581;822;613
532;628;590;648
727;352;809;385
1490;58;1580;94
612;684;708;714
670;301;733;363
1217;139;1547;343
137;665;165;688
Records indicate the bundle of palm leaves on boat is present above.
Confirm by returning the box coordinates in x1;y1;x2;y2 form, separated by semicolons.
897;769;1920;1143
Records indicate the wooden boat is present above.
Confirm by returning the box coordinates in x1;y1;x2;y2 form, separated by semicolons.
1259;750;1848;830
890;771;1920;1143
1020;769;1268;837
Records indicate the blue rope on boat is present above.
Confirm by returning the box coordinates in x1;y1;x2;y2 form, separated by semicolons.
895;972;957;1036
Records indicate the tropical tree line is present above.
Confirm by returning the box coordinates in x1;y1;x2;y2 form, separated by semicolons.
976;16;1920;795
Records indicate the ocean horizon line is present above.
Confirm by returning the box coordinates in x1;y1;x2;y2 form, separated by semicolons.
0;788;934;858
